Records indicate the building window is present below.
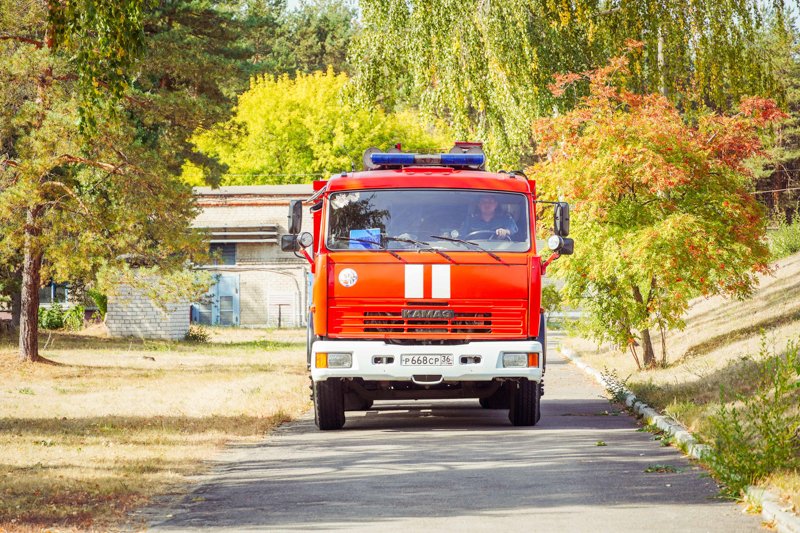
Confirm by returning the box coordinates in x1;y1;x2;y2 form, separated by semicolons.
39;283;69;305
210;243;236;265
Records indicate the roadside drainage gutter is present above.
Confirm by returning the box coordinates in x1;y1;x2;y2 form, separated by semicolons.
560;346;800;533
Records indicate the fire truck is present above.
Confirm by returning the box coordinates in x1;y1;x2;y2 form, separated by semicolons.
281;142;573;430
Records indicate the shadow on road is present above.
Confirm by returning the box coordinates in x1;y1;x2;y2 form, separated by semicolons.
153;399;726;530
148;350;756;532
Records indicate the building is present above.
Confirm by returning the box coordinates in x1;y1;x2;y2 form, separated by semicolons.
191;184;314;328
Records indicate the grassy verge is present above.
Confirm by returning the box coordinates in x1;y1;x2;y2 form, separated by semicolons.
564;251;800;512
768;216;800;261
0;326;309;531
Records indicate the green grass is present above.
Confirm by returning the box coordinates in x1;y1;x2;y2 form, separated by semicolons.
768;218;800;260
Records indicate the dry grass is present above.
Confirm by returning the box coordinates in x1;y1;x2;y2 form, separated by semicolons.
767;471;800;514
0;327;309;531
564;251;800;504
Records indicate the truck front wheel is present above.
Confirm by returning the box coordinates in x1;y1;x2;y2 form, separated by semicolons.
508;379;541;426
314;378;345;430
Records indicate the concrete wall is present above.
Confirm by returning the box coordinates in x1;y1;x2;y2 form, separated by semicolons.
106;284;190;340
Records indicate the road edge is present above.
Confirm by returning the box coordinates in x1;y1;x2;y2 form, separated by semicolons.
559;345;800;533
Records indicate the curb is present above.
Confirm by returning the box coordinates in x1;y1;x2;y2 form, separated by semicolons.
559;345;800;533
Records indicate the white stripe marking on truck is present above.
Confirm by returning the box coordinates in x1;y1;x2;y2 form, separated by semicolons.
431;264;451;299
405;264;424;298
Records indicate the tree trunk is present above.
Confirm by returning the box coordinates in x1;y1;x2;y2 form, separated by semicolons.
640;326;656;368
631;284;657;368
19;207;43;362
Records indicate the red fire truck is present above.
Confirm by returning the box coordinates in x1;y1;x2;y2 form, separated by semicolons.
282;143;573;430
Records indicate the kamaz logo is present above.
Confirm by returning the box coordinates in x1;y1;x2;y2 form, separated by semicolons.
402;309;455;319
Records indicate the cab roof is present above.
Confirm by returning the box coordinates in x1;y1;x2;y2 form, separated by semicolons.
325;167;533;194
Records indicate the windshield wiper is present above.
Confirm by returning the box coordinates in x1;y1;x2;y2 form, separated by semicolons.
385;235;456;264
336;237;405;262
430;235;507;265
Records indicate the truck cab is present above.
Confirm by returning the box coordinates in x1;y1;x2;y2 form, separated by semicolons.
282;143;573;429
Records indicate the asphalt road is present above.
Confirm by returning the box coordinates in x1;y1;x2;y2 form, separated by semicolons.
146;338;761;532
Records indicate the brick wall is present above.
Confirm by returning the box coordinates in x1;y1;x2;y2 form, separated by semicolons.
193;185;315;328
209;266;307;327
106;284;190;340
265;268;306;328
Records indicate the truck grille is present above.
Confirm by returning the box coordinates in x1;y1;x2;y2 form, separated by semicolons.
328;300;527;338
364;311;491;333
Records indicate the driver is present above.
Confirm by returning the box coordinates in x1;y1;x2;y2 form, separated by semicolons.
458;194;517;239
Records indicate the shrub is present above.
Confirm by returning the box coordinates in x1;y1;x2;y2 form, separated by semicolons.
63;305;85;331
768;216;800;260
707;338;800;495
87;289;108;319
38;303;65;330
600;367;632;404
185;325;211;343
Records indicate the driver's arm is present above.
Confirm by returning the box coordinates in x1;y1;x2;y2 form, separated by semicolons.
495;215;518;237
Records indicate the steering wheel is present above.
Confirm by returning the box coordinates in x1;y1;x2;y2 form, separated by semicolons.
465;230;511;241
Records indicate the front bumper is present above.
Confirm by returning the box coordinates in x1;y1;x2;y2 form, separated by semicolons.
311;339;543;383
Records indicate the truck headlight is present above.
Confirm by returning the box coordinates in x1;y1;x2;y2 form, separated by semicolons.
502;353;539;368
316;352;352;368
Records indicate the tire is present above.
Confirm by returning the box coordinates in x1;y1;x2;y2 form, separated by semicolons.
479;383;510;409
314;378;345;430
508;379;541;426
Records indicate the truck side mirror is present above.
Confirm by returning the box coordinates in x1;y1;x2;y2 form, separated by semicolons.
287;200;303;235
554;202;570;237
281;234;300;252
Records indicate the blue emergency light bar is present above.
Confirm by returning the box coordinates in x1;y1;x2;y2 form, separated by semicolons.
370;152;485;167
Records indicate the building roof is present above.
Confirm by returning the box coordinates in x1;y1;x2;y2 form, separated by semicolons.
193;184;315;233
194;184;314;197
193;206;283;229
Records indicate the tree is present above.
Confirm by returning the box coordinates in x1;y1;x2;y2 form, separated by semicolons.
351;0;788;168
750;11;800;220
282;0;355;74
134;0;265;184
184;69;451;185
529;53;783;368
1;1;206;362
248;0;356;75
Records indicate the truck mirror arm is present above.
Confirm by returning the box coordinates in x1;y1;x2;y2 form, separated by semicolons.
296;247;314;265
540;252;560;275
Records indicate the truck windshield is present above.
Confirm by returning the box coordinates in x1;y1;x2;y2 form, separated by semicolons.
326;189;530;252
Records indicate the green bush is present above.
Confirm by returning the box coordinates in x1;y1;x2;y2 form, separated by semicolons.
768;215;800;260
185;325;211;343
600;367;632;404
707;338;800;495
87;289;107;319
38;303;65;330
63;305;85;331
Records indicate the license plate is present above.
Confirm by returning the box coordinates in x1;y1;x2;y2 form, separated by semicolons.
401;354;454;366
